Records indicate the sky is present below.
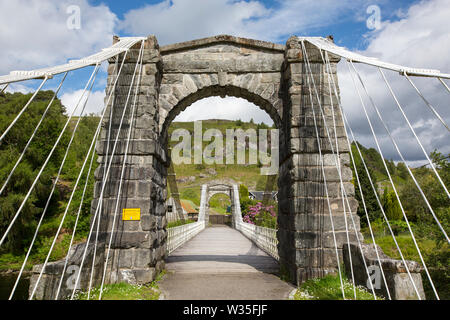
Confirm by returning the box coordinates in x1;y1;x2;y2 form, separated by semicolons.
0;0;448;166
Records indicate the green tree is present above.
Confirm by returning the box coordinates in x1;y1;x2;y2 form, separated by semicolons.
396;162;409;180
382;188;403;221
350;142;381;226
239;184;249;200
0;91;67;253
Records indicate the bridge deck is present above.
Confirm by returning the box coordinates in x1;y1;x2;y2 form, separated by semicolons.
159;225;294;300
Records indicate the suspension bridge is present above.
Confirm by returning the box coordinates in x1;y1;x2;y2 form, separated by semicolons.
0;34;448;300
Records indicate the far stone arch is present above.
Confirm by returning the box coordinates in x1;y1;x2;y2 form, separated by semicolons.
32;34;361;299
204;182;234;225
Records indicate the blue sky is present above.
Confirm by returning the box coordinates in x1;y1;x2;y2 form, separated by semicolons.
0;0;448;164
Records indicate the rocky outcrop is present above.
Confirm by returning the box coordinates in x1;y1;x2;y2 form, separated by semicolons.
343;242;425;300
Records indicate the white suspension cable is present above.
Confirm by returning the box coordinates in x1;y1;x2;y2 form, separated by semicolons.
352;63;449;244
0;77;48;143
0;65;99;248
404;74;449;132
29;65;101;300
55;144;97;300
55;52;128;300
379;68;450;241
0;73;68;198
30;112;101;300
7;74;69;299
438;78;450;94
87;55;121;299
345;60;424;299
350;61;441;299
342;109;421;299
302;41;356;299
319;50;377;299
0;84;8;94
300;41;346;300
379;69;449;199
324;52;391;299
99;44;144;300
70;41;145;300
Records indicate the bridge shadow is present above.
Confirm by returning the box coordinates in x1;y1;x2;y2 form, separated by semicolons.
167;256;279;274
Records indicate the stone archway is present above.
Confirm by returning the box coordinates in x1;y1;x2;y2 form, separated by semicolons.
204;183;233;225
31;35;360;299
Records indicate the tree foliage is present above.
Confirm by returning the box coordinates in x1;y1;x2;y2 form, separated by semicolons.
0;91;99;256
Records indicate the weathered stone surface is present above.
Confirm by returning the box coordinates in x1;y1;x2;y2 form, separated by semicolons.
343;243;425;300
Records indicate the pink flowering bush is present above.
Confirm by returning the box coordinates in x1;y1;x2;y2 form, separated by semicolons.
242;202;277;229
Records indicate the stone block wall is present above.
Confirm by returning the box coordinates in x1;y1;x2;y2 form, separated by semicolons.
277;37;362;286
91;35;167;286
29;36;168;299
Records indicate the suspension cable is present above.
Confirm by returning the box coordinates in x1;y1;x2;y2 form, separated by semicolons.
0;73;68;198
346;60;425;299
438;78;450;94
0;84;8;94
350;61;441;299
87;55;121;299
99;44;145;300
352;62;449;243
29;65;101;299
55;144;97;299
0;65;99;248
6;74;68;299
404;74;449;132
0;77;48;143
70;41;144;300
379;69;449;199
300;41;346;300
318;49;377;299
324;52;391;299
55;52;128;300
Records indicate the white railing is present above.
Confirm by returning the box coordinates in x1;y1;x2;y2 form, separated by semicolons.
232;184;279;260
235;221;279;261
166;184;279;260
166;221;205;255
166;184;208;255
198;184;207;221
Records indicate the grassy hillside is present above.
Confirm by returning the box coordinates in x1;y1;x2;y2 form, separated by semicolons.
168;119;277;213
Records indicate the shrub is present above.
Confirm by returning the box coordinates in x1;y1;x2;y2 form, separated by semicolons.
242;202;277;228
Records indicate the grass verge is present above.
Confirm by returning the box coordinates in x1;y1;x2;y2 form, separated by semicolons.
293;273;382;300
73;270;166;300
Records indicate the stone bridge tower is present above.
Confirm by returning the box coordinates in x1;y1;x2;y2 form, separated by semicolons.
30;35;360;299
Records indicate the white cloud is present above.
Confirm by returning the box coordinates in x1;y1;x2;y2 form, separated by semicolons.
119;0;268;45
118;0;371;45
5;83;34;94
173;96;273;125
60;89;105;116
0;0;117;75
338;0;450;163
1;0;447;165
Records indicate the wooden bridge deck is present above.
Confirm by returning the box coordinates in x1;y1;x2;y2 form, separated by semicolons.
158;225;295;300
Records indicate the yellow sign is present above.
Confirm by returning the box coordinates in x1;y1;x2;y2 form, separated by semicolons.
122;208;141;221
